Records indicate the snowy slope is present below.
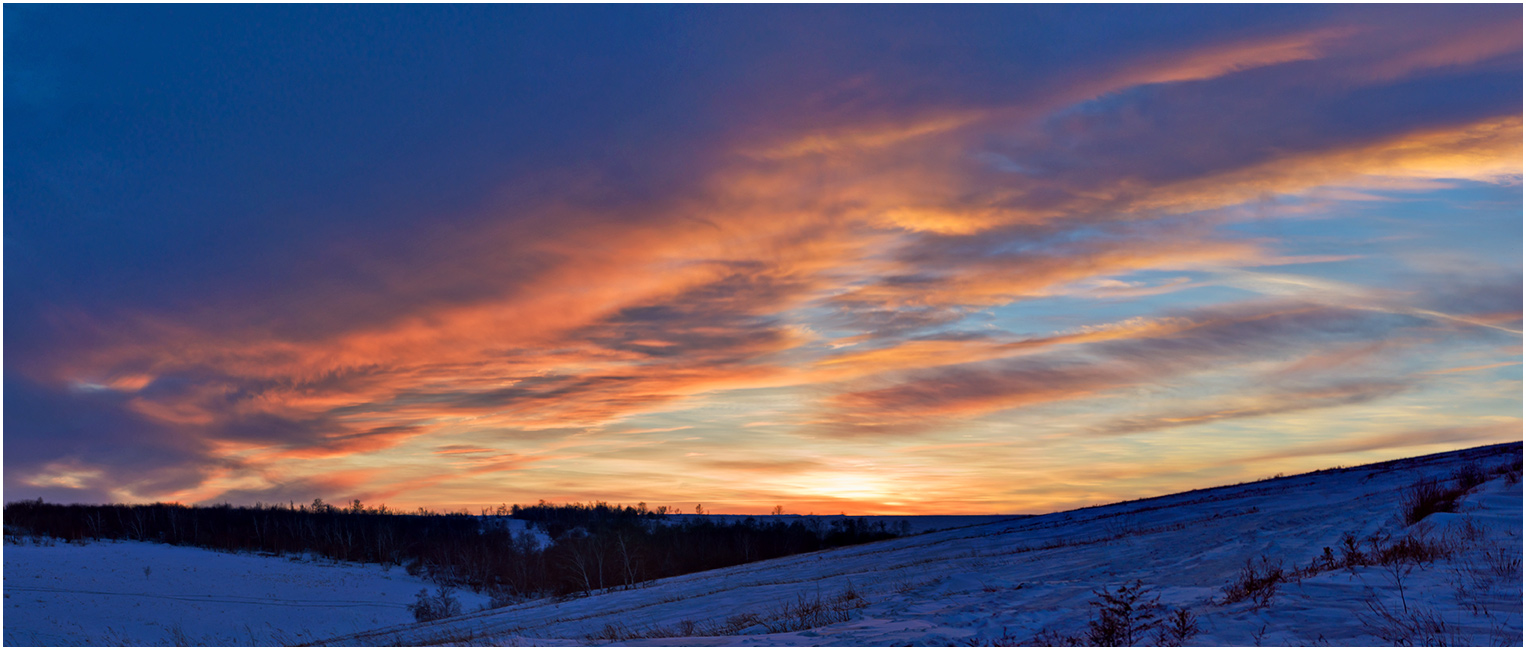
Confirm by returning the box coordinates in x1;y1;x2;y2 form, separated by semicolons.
2;539;490;645
314;443;1522;646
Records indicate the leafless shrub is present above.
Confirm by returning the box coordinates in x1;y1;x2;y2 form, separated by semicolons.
1030;628;1083;646
1339;532;1367;568
1502;458;1522;485
587;619;709;643
589;621;635;642
1402;479;1461;525
1372;533;1452;567
1359;598;1461;647
894;575;938;594
1451;462;1487;491
1086;580;1161;646
712;611;763;635
1309;545;1341;573
164;623;192;647
757;588;869;633
1304;528;1455;584
1221;556;1284;608
1446;517;1489;545
1446;533;1522;617
1155;607;1201;647
958;627;1027;646
1482;545;1521;579
407;586;462;623
485;587;522;609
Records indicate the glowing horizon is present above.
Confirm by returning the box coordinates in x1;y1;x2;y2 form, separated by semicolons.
6;5;1521;515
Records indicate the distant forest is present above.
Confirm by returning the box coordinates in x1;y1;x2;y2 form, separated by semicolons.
3;499;904;599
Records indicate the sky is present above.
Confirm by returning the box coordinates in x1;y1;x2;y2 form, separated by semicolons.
5;5;1522;515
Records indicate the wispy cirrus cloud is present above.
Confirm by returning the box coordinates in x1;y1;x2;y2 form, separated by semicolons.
8;5;1519;513
1092;380;1415;438
817;288;1516;436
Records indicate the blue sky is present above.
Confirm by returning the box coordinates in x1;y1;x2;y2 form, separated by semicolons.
6;5;1521;513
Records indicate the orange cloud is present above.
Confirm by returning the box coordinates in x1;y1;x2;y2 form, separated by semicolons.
813;302;1406;433
1133;115;1523;215
825;236;1263;316
745;112;986;160
1104;29;1337;87
1424;361;1523;375
21;16;1521;511
811;315;1192;384
1235;422;1523;465
1340;11;1522;82
1094;380;1413;437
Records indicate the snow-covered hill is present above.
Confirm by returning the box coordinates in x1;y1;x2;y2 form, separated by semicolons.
315;442;1522;646
4;443;1519;646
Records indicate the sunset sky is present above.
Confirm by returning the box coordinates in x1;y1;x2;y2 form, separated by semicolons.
6;5;1522;515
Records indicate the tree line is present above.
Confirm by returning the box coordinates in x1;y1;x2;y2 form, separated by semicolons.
3;498;903;599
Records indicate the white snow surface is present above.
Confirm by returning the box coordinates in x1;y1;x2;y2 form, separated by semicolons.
316;443;1522;646
4;443;1520;646
2;539;490;645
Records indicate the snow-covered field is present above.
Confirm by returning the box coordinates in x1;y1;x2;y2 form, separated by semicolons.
319;443;1522;646
2;539;490;645
5;443;1520;646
